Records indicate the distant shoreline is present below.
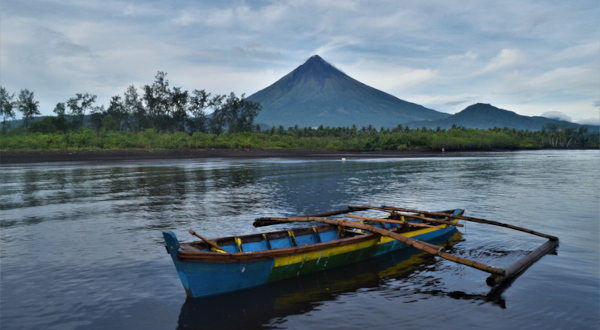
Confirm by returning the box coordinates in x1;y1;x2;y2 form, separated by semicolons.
1;148;594;165
0;148;453;165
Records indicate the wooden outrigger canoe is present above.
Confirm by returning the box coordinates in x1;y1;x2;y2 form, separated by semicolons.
163;205;558;298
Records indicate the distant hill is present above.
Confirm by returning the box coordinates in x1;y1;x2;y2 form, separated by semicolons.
248;55;450;128
407;103;598;131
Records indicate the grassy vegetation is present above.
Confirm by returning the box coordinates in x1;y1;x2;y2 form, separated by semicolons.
3;75;597;153
2;124;597;152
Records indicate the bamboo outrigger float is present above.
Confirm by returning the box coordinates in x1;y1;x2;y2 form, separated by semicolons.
163;205;558;298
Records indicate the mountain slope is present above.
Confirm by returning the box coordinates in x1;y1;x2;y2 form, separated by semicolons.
407;103;590;131
248;55;449;128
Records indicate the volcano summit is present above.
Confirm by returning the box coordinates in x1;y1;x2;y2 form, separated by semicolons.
248;55;449;128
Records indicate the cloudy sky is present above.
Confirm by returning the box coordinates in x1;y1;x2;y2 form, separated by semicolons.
2;0;599;124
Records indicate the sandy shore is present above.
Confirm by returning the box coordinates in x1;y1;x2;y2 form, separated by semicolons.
0;148;449;165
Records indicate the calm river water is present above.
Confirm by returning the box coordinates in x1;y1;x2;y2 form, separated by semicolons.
1;150;598;329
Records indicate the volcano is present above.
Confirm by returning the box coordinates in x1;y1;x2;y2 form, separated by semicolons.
247;55;449;128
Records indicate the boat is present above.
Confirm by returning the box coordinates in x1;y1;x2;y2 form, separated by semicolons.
163;206;465;298
163;205;559;298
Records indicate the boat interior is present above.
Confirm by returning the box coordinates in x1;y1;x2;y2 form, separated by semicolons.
179;208;461;254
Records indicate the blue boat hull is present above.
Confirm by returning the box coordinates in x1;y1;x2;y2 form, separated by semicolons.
164;212;461;298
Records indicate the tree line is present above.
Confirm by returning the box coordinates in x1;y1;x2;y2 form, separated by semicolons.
1;72;598;151
0;71;261;135
1;121;597;152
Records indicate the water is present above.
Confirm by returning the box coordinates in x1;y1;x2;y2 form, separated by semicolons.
1;150;598;329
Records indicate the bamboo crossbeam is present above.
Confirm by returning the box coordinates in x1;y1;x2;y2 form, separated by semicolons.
263;216;447;251
388;211;463;227
253;208;353;227
270;217;506;277
304;208;354;217
350;205;558;241
344;214;438;228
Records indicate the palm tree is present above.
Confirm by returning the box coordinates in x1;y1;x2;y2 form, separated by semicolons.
17;89;40;129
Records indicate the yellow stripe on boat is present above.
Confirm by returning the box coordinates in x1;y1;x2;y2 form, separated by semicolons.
274;238;379;267
274;223;451;268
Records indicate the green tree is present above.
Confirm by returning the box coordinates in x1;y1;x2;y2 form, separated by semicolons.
576;126;589;146
222;93;262;133
101;115;119;132
52;115;69;132
171;86;189;132
143;71;172;131
89;105;106;131
276;125;285;135
1;86;16;133
29;117;57;134
208;94;226;134
142;84;158;129
16;89;41;129
124;85;146;131
107;95;127;131
53;102;66;117
67;93;97;129
188;89;211;134
48;103;69;132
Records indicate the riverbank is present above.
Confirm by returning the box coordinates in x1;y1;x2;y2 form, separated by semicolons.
0;148;451;164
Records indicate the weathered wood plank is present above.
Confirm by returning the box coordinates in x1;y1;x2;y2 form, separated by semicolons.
344;214;437;228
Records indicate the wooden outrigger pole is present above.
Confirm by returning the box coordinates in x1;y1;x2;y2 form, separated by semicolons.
259;205;558;287
348;205;559;286
349;205;558;241
485;239;558;286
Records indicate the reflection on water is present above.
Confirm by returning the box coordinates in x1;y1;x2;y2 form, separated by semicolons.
0;150;598;329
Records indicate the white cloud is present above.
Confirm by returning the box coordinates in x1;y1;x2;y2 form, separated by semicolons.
576;117;600;126
199;2;291;31
498;64;597;99
479;48;522;74
172;11;198;25
204;8;235;27
314;37;360;56
529;67;592;91
541;111;572;122
497;100;599;123
550;42;599;62
344;59;437;95
445;51;478;61
407;94;480;114
121;3;164;18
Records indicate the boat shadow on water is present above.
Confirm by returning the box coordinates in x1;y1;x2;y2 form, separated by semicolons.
176;231;514;329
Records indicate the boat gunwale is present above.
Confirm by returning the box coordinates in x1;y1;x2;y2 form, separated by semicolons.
178;229;381;263
177;219;457;263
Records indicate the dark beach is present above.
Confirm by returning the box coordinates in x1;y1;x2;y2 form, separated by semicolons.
0;148;447;165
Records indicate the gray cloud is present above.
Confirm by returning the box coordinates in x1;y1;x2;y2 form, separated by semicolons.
1;0;598;122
